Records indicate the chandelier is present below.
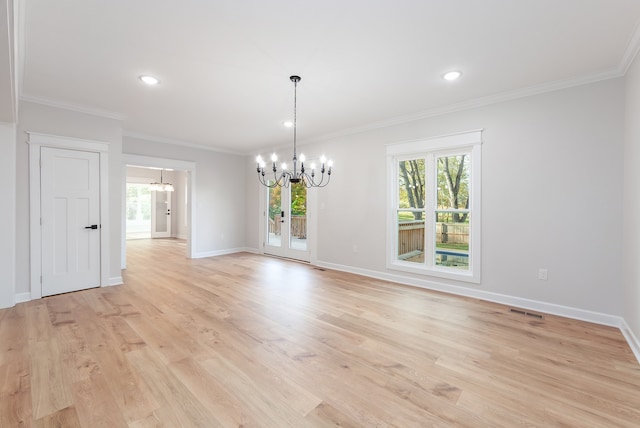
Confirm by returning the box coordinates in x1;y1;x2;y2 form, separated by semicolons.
255;75;332;188
150;169;174;192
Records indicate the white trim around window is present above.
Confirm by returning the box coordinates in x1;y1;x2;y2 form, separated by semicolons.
386;130;482;283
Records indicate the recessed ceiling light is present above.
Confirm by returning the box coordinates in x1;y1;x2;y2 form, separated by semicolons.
139;75;160;85
283;121;293;128
443;71;461;81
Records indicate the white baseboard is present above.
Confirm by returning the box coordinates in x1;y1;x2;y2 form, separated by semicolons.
108;276;124;286
621;319;640;364
193;247;255;259
174;234;189;240
315;261;624;328
15;292;31;304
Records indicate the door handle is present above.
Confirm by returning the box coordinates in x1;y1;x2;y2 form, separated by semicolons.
281;210;285;223
84;225;98;229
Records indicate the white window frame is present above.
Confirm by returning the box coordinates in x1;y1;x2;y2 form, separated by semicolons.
386;130;482;283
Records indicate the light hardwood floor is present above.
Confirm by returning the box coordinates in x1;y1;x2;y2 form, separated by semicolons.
1;238;640;427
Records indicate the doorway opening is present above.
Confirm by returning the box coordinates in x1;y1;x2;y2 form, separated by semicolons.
125;166;180;240
121;155;196;269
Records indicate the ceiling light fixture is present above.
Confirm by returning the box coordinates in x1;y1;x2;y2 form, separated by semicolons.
139;75;160;85
283;120;293;128
256;76;333;188
443;71;461;81
150;169;174;192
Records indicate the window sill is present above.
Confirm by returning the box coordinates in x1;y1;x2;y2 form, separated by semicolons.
387;260;480;284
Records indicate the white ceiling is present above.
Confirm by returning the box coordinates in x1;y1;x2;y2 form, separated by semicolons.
17;0;640;153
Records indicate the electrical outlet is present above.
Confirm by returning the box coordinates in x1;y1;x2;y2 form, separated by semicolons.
538;268;548;281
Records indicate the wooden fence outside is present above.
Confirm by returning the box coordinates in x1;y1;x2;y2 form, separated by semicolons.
268;215;307;238
398;220;469;256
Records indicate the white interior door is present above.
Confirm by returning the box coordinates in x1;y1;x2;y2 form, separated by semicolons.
151;190;172;238
41;147;101;296
263;182;309;261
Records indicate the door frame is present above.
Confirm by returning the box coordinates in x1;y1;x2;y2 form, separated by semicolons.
258;183;318;263
28;132;111;300
121;154;196;268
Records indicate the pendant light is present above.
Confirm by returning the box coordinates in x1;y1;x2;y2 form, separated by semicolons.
150;169;174;192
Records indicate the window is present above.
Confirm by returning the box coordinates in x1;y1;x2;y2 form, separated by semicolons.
387;130;481;283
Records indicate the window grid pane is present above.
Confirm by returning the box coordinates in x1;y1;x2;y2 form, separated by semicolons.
435;211;469;270
398;159;425;209
437;154;470;210
397;211;425;264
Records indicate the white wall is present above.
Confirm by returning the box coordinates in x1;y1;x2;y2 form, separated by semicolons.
248;78;626;318
16;101;123;294
623;55;640;347
0;122;16;308
123;136;246;255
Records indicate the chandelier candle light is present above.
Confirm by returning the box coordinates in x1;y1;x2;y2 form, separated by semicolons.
149;169;174;192
256;75;333;188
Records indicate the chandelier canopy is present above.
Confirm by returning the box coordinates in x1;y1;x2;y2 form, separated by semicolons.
255;75;332;188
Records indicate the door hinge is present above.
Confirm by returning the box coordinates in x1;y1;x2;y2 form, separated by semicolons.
40;275;42;284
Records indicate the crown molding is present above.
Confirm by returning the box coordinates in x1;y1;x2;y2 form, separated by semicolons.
20;94;126;120
303;69;623;146
122;130;244;156
620;19;640;75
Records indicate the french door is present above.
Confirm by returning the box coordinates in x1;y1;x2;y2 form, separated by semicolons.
264;182;310;261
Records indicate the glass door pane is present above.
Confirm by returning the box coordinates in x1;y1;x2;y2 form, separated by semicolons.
266;183;282;247
155;192;168;233
151;190;172;238
290;182;307;251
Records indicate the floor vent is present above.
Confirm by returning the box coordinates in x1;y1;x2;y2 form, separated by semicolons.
509;308;544;319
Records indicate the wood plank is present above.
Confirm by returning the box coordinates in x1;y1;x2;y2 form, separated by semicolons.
29;339;73;420
33;405;82;428
71;373;128;428
0;304;28;366
0;360;32;427
303;402;362;427
199;354;310;426
169;357;261;427
127;347;219;427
